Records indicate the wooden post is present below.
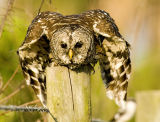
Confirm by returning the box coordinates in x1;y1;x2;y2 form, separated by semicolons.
46;65;91;122
136;90;160;122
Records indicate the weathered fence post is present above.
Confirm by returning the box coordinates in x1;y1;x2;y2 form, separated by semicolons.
46;64;92;122
136;90;160;122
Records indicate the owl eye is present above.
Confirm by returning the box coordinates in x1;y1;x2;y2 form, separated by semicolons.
61;43;67;48
75;42;83;48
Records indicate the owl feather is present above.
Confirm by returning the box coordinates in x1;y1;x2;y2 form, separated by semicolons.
18;10;131;108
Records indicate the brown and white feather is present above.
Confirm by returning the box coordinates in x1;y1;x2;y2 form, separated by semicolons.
18;10;131;107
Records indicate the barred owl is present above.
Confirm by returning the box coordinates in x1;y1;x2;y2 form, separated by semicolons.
17;10;131;108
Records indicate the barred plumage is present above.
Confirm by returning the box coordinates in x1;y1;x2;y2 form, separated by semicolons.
18;9;131;108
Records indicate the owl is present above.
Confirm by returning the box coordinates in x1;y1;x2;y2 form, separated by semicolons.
17;9;131;108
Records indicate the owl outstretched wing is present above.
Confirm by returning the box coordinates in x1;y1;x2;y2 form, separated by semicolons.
17;12;62;106
82;10;131;108
18;10;131;109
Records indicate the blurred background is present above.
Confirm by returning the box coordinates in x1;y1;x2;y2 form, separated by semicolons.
0;0;160;121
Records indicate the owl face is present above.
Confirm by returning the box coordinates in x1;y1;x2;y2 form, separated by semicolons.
50;25;94;68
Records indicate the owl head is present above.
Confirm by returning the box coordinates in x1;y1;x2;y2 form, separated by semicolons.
50;25;95;69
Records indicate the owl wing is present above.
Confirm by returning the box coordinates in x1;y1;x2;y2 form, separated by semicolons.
17;12;62;106
82;10;131;108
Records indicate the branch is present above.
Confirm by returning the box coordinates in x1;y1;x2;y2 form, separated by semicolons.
0;83;25;104
0;65;20;94
38;0;44;14
49;0;52;4
0;0;15;38
0;74;3;90
20;99;40;106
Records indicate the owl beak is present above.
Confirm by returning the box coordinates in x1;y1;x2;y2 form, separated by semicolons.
69;49;73;60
